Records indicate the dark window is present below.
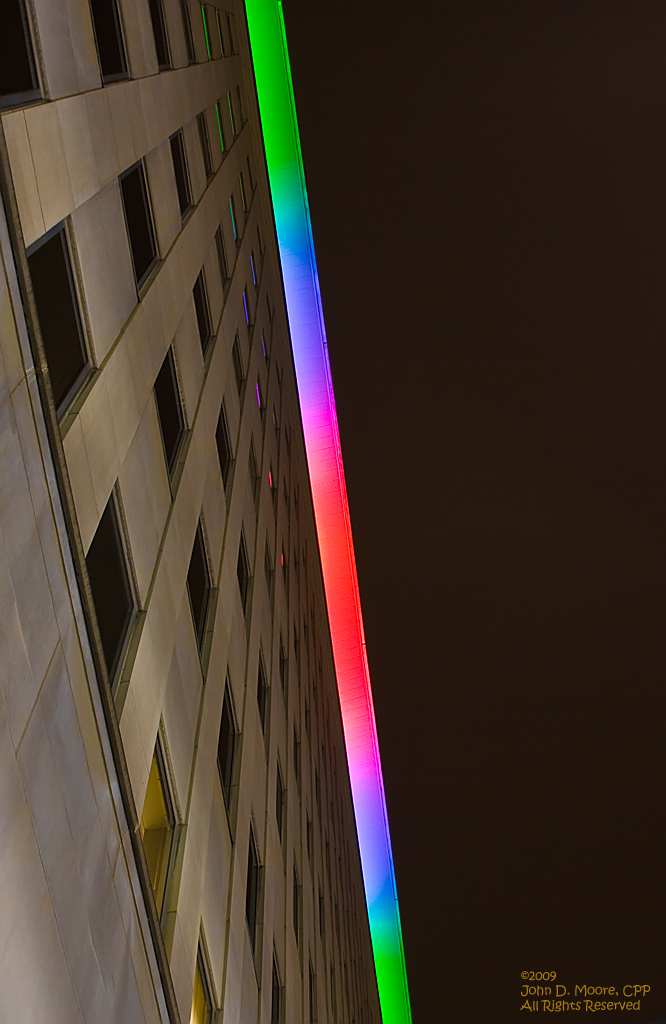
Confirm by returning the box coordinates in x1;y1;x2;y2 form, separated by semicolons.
170;131;192;217
200;3;212;59
293;727;300;787
231;335;244;393
27;227;89;413
271;957;281;1024
216;9;227;56
238;171;247;212
278;637;286;690
275;763;284;839
187;520;210;651
214;99;227;154
181;0;195;63
257;656;267;732
318;888;325;941
249;442;259;502
89;0;128;81
308;962;316;1024
120;162;158;288
154;346;184;474
215;407;232;488
197;111;213;179
246;155;255;192
292;866;300;943
293;624;300;663
236;85;245;125
245;829;260;951
86;493;134;681
215;226;229;284
0;0;39;107
306;813;313;864
225;12;235;54
264;541;273;592
236;533;250;612
148;0;170;69
193;271;212;354
218;683;236;809
330;966;336;1019
227;91;237;137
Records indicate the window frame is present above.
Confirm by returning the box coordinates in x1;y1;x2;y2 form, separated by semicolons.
170;128;193;219
215;405;233;489
153;345;185;477
217;680;237;813
245;826;261;953
193;269;213;355
236;532;251;613
186;519;212;654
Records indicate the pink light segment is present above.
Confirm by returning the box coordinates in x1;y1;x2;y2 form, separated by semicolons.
244;2;412;1021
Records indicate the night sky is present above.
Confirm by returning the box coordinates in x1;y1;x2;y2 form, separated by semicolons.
280;2;666;1021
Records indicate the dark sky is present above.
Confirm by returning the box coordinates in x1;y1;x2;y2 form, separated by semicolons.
280;3;666;1020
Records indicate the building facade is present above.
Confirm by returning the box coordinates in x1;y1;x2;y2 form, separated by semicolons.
0;2;382;1022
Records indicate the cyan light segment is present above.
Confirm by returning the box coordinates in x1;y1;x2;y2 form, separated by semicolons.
244;3;412;1021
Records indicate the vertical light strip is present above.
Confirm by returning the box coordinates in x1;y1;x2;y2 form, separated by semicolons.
244;3;411;1021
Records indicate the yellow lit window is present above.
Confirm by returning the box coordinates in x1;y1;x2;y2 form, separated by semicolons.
190;950;212;1024
140;745;174;914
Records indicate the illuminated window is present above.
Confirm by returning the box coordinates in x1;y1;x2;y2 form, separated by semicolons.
89;0;128;81
190;946;212;1024
243;287;251;326
148;0;170;70
154;346;184;476
120;161;158;289
0;0;39;107
170;130;192;217
229;193;239;242
187;520;211;651
200;3;212;59
245;828;260;952
140;742;174;914
217;682;236;810
27;225;90;414
250;251;257;287
86;492;135;682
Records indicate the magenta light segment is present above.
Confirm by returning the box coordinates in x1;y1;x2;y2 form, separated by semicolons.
245;2;411;1021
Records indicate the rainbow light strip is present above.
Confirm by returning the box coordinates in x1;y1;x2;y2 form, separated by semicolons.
244;3;411;1021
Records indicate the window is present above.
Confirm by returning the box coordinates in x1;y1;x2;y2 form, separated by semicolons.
214;99;227;154
120;161;158;288
264;540;273;592
148;0;170;70
227;91;237;137
239;171;247;212
236;533;250;613
197;111;213;179
86;492;134;681
140;741;174;914
170;130;192;217
226;12;235;54
245;828;260;952
154;346;184;475
257;223;264;257
275;762;284;840
249;442;259;502
257;655;267;732
216;8;227;56
278;636;286;691
271;956;282;1024
187;520;211;651
0;0;39;107
308;961;317;1024
190;947;212;1024
246;155;255;192
27;226;89;414
242;287;251;326
250;251;257;288
269;465;277;511
89;0;128;81
236;85;246;125
293;624;300;663
318;887;325;941
200;3;212;59
218;683;236;810
215;406;232;488
330;966;336;1019
181;0;195;63
255;378;264;416
293;727;300;788
231;334;244;393
292;865;300;944
193;270;213;354
306;812;313;864
215;225;229;284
